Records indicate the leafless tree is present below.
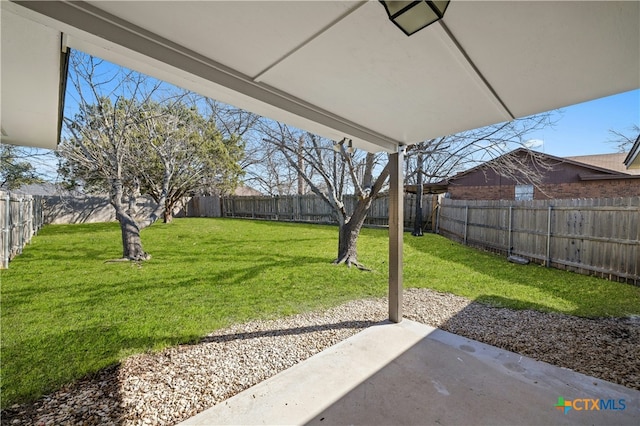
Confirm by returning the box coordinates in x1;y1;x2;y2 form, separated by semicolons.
406;114;556;233
59;51;243;260
242;142;299;196
406;114;555;185
59;53;170;260
261;121;388;269
260;113;555;267
607;124;639;152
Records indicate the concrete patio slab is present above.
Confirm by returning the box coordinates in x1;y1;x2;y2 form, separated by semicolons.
180;319;639;425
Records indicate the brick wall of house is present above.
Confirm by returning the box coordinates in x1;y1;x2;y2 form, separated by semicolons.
448;179;640;200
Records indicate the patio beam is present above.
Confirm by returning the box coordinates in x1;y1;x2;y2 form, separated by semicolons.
388;147;405;323
12;0;399;153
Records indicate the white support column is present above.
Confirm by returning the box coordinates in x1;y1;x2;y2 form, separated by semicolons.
388;146;405;323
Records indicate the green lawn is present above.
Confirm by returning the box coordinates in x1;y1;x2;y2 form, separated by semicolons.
2;218;639;406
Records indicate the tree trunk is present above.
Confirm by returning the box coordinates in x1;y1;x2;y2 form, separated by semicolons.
110;178;151;261
116;209;150;261
412;152;424;236
120;216;150;261
334;198;371;269
163;207;173;223
412;183;424;236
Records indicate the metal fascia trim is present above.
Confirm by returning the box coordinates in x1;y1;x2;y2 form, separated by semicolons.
14;0;398;151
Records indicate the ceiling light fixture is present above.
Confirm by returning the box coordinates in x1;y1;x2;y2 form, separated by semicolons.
380;1;450;36
346;139;355;154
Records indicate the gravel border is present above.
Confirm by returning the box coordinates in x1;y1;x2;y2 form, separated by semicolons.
2;288;639;425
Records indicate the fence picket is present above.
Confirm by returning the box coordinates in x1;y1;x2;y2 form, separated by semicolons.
5;190;637;283
0;191;44;268
437;198;639;285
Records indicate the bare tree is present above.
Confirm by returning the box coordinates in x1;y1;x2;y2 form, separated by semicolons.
406;114;555;185
406;114;555;234
60;85;168;260
259;113;555;267
59;51;243;260
243;142;300;195
262;122;388;269
607;124;639;152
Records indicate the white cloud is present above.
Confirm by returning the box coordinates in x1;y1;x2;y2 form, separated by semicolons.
524;139;544;149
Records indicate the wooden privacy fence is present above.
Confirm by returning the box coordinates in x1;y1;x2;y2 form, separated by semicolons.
218;194;437;229
0;191;44;269
437;197;640;285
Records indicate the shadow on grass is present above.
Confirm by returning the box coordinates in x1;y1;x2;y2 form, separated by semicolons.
0;319;381;424
403;233;640;318
36;222;121;235
1;221;362;408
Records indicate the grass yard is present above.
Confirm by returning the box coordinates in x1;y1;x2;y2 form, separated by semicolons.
2;218;639;406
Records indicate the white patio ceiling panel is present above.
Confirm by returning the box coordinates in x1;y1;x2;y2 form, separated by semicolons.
91;1;359;80
2;1;639;152
256;1;511;143
445;1;640;118
0;8;62;148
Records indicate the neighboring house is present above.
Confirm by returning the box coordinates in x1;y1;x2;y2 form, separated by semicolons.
233;185;262;196
443;148;640;201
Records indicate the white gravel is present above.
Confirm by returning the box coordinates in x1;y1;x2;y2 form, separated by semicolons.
2;288;639;425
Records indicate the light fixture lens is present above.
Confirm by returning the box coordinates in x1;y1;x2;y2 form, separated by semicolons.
347;140;355;154
382;0;414;16
395;2;438;34
380;1;449;36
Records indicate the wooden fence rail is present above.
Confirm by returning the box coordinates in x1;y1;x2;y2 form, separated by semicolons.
0;191;44;269
218;194;437;229
437;197;640;285
18;191;638;283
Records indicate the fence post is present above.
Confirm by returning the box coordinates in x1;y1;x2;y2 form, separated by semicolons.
435;201;441;234
18;197;24;255
546;205;552;267
508;205;513;256
2;192;9;269
252;197;256;219
463;205;469;245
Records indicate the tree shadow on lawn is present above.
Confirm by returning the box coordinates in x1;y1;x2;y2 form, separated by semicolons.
1;240;352;404
1;324;143;417
403;234;640;318
0;319;379;425
37;222;120;235
16;244;119;263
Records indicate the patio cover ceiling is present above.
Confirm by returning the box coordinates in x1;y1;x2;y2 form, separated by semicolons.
2;1;638;152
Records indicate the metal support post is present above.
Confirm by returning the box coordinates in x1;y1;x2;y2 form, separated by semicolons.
389;146;405;323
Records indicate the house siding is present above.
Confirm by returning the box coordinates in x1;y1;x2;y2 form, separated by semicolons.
448;179;640;200
445;149;640;201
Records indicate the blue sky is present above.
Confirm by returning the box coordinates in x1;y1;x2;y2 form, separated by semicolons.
32;86;640;182
63;53;638;159
29;54;638;182
522;89;639;157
